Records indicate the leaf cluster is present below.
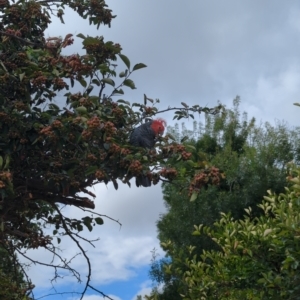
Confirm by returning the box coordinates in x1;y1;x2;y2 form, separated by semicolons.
165;165;300;299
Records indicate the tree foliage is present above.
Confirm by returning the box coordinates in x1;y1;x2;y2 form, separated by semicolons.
161;165;300;299
149;99;300;298
0;0;222;298
0;246;33;299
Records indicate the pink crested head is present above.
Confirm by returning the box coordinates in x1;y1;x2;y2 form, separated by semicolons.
151;118;167;135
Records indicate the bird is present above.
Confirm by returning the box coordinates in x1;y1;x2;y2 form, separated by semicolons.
129;118;166;187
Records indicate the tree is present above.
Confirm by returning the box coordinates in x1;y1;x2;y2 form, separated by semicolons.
161;164;300;299
149;99;300;298
0;246;33;299
0;0;221;298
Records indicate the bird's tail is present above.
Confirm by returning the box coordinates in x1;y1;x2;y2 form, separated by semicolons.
135;174;151;187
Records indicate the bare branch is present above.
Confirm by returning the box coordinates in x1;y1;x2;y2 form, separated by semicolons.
53;204;91;299
36;291;82;300
15;248;81;280
155;105;222;116
88;284;115;300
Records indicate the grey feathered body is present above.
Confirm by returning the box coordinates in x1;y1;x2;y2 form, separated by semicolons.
129;121;156;187
129;121;156;149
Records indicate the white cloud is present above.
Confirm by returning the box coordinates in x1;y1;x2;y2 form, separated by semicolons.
130;281;164;300
130;281;152;300
21;181;166;291
82;295;121;300
24;232;162;289
78;236;160;283
247;66;300;125
107;296;122;300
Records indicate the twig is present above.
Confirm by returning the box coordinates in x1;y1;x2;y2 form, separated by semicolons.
36;291;82;300
79;207;122;227
155;105;221;116
15;248;81;280
53;204;95;299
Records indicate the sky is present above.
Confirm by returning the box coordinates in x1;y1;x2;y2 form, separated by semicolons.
20;1;300;299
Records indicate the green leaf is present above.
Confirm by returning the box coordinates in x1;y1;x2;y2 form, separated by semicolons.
92;79;100;86
70;77;74;87
132;102;142;107
119;71;127;78
263;229;272;237
82;217;93;232
3;155;10;170
119;54;130;69
190;192;198;202
52;69;59;76
185;145;196;151
102;78;115;87
112;88;124;95
123;79;136;89
19;73;25;82
49;103;60;110
85;85;94;95
117;99;130;105
186;160;195;167
77;33;86;39
95;217;104;225
192;230;201;236
132;63;147;71
112;178;118;190
181;102;189;108
79;78;87;88
58;10;65;23
181;136;189;143
76;106;87;114
84;221;93;232
85;166;98;176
